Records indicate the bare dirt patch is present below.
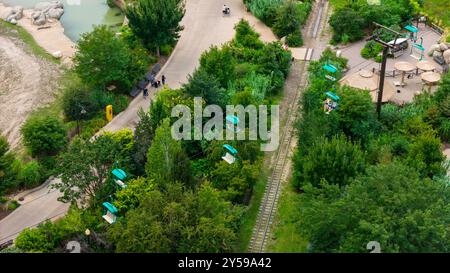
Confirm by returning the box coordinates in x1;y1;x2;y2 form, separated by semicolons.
0;27;61;150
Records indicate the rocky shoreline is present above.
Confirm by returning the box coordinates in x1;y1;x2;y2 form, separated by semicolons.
0;0;126;64
0;1;75;64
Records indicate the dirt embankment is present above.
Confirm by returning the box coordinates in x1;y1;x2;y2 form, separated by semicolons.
0;26;61;150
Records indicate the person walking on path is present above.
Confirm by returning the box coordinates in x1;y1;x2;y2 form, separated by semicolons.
162;75;166;85
143;88;149;99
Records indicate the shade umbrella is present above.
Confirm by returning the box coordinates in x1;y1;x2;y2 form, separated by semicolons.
395;61;415;86
416;60;436;72
421;71;441;91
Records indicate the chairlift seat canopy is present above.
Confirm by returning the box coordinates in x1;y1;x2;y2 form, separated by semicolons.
413;43;425;51
112;169;127;180
102;202;118;214
223;144;238;155
323;64;338;74
226;115;239;125
404;25;418;33
326;91;340;101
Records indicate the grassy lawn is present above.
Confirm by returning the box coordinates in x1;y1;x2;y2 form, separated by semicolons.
266;183;308;252
0;20;59;63
234;164;268;252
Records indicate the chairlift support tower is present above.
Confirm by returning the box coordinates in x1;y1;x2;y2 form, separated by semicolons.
366;22;402;118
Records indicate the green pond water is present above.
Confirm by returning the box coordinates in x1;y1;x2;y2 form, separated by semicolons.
2;0;124;41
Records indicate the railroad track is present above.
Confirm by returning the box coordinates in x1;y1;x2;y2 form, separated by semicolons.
247;0;329;253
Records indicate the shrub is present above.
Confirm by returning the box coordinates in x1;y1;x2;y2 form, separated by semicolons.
90;89;130;114
160;44;173;56
21;114;67;157
18;161;43;188
286;31;303;47
248;0;284;27
7;200;20;210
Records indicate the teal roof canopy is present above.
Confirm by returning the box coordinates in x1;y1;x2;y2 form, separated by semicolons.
112;169;127;180
404;25;418;33
326;91;340;101
223;144;238;155
323;64;338;73
102;202;118;214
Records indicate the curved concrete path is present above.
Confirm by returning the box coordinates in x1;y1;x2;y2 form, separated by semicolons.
0;0;276;245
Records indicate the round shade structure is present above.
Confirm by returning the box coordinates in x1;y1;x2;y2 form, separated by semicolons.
395;61;415;86
421;71;441;83
394;61;415;72
416;60;436;72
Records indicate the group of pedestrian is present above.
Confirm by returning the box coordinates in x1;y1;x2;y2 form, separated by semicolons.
151;75;166;88
143;75;166;99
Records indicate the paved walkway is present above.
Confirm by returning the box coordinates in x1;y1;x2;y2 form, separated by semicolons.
0;0;277;245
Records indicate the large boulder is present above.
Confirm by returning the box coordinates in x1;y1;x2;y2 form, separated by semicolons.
432;50;443;58
1;6;23;23
34;1;63;12
439;43;449;52
443;49;450;60
31;1;64;25
1;7;13;20
428;44;441;56
12;6;23;20
47;7;64;19
31;10;47;26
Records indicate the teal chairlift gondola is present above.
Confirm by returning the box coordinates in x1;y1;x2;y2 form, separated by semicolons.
323;91;340;114
323;63;338;74
102;202;118;224
404;25;418;41
226;115;240;132
222;144;238;164
410;37;424;61
323;63;338;82
112;168;127;189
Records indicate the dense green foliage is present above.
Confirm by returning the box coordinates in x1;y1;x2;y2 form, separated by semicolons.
109;183;242;252
285;47;450;252
329;0;415;43
0;136;20;195
300;163;450;253
244;0;312;46
16;20;292;253
52;130;134;206
21;114;67;157
74;25;149;92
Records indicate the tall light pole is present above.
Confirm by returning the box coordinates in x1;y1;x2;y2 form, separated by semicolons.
76;104;87;135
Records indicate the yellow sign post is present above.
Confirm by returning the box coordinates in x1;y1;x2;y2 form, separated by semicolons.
106;105;113;122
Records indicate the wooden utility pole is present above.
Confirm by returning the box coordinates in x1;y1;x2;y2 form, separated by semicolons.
366;22;402;118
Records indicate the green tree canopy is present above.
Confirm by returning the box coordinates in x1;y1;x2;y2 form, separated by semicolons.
145;118;193;188
293;134;366;189
125;0;185;56
21;114;67;157
108;183;241;253
298;162;450;253
74;25;148;92
52;132;130;206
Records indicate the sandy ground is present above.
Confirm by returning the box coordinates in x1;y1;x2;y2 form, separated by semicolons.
0;26;61;150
